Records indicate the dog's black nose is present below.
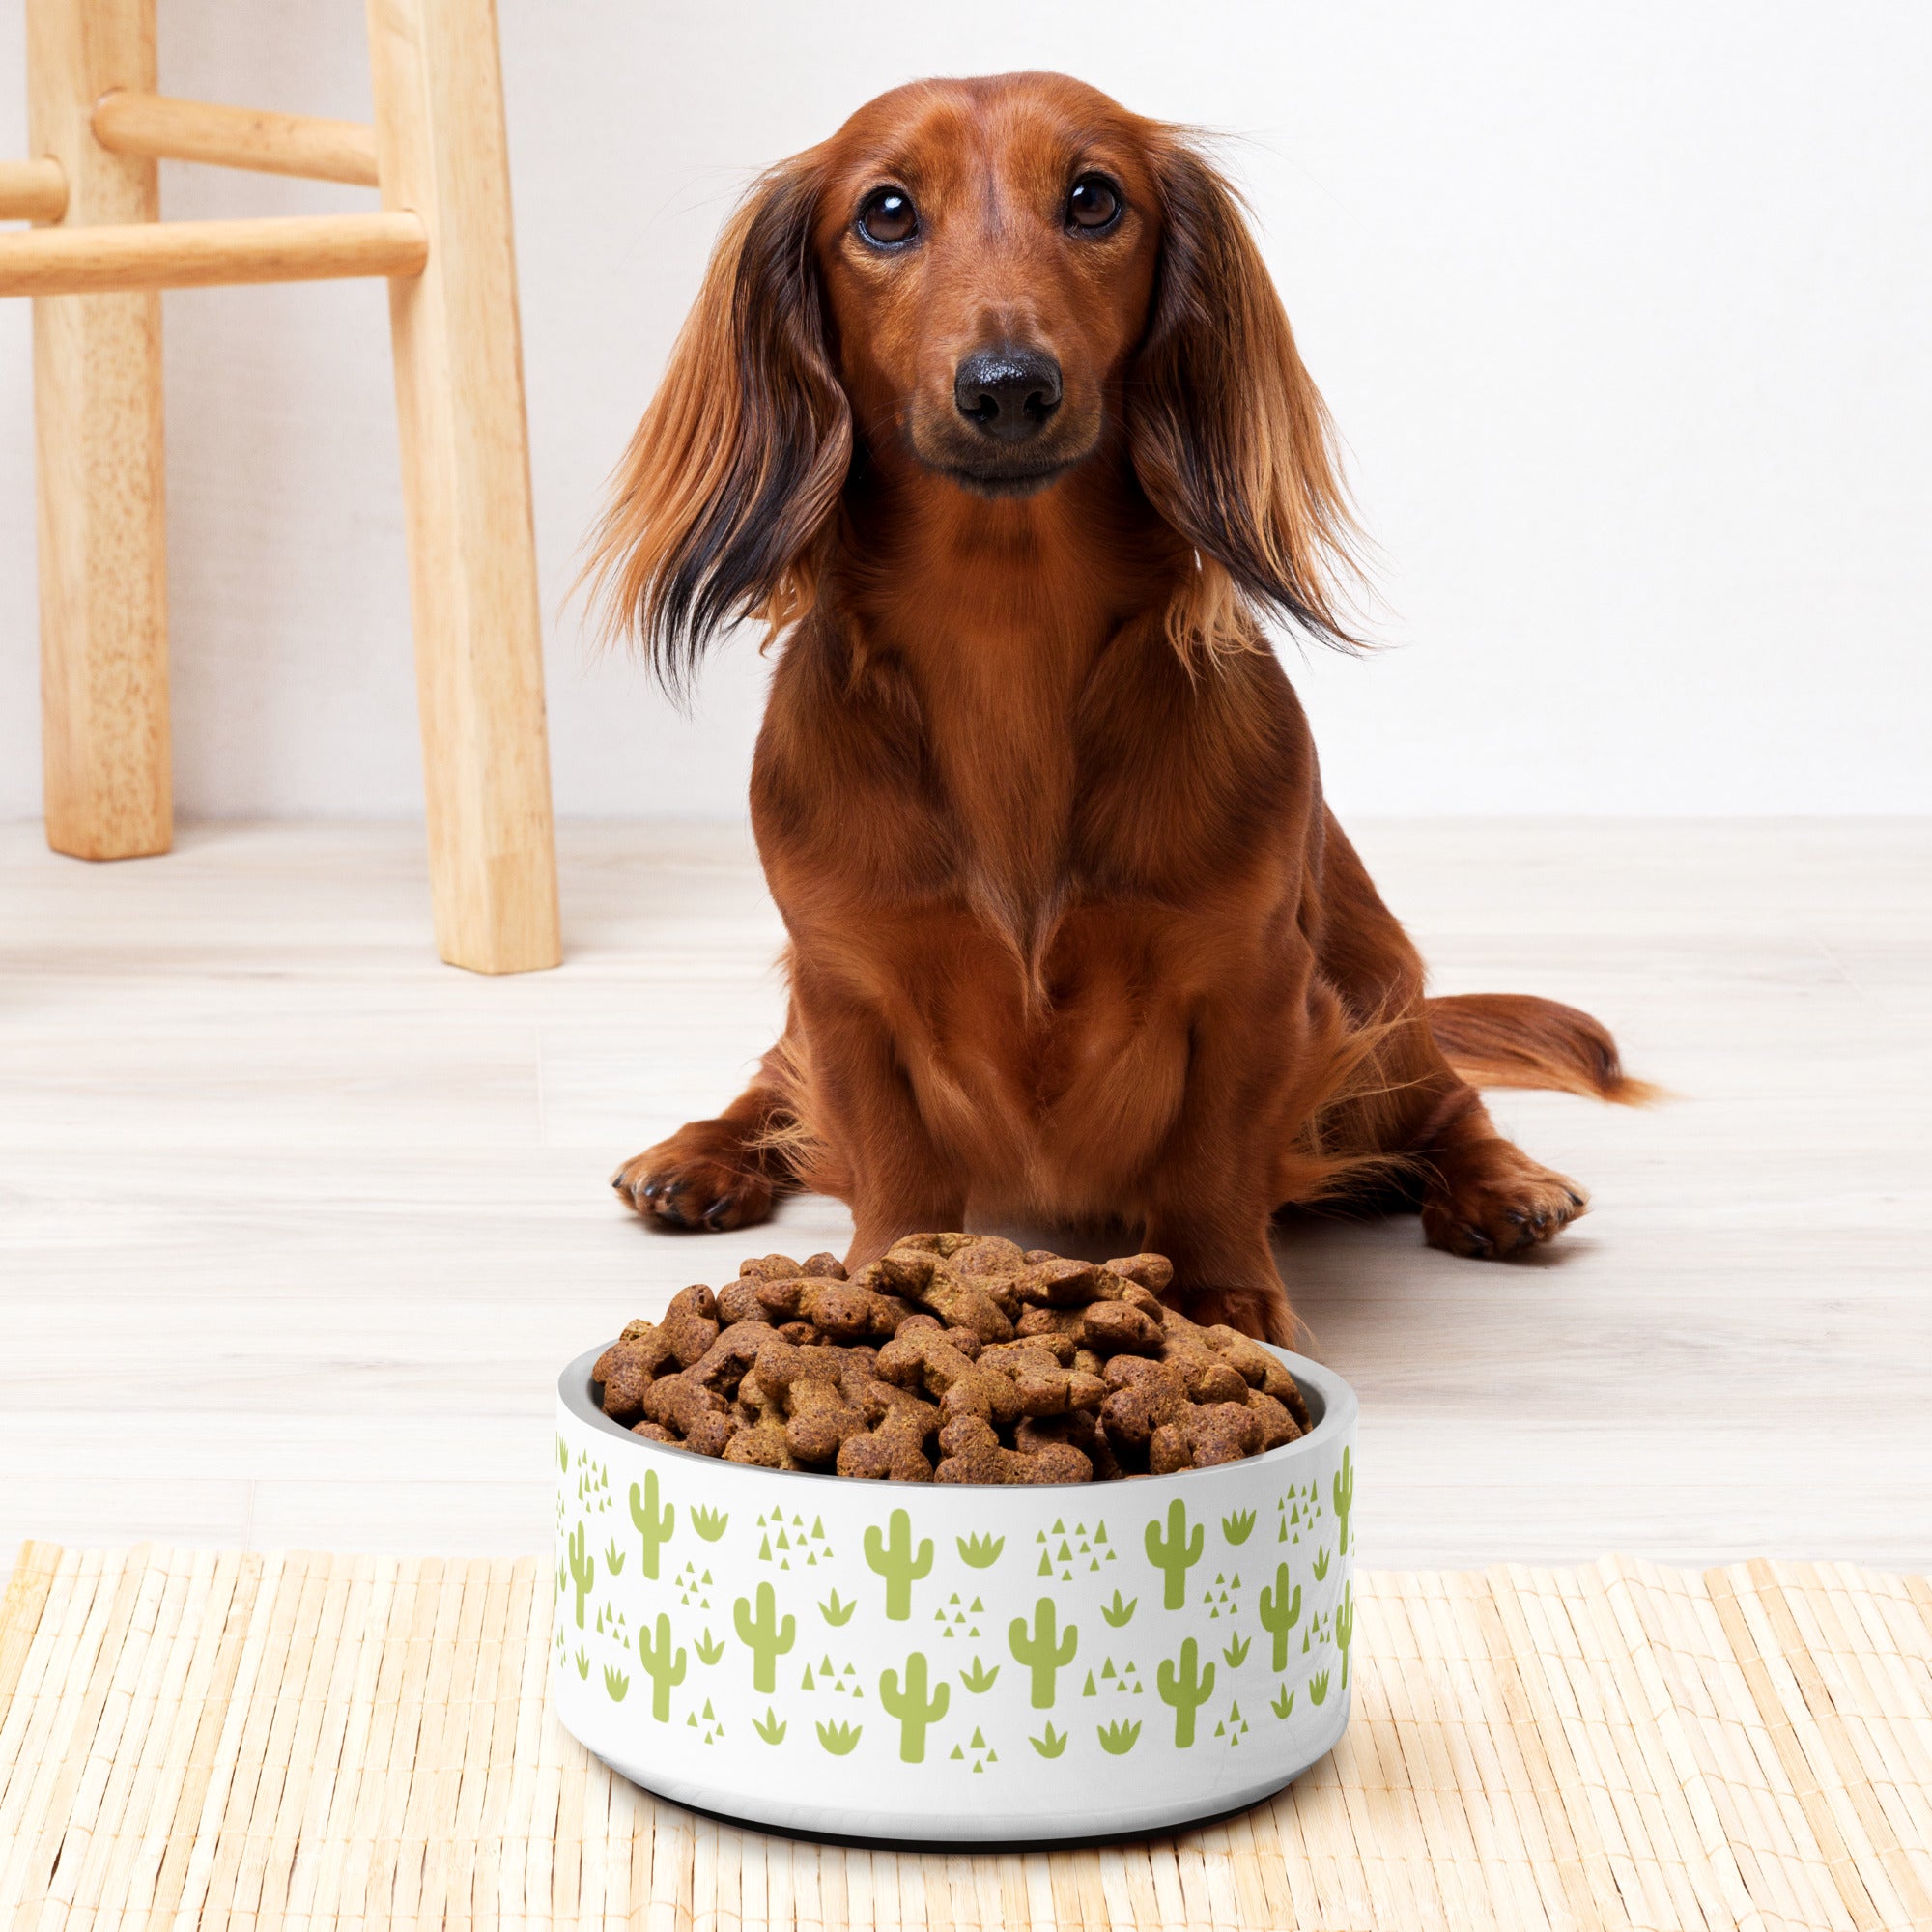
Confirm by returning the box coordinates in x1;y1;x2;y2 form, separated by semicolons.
953;346;1062;442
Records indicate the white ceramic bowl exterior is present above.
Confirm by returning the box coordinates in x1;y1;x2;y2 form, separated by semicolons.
553;1344;1357;1843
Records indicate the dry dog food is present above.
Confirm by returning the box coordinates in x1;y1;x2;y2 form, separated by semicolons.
590;1234;1311;1485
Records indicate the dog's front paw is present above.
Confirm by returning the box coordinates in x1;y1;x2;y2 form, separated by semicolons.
1421;1139;1587;1259
611;1125;775;1232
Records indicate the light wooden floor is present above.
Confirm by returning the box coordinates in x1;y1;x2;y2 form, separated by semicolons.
3;819;1927;1577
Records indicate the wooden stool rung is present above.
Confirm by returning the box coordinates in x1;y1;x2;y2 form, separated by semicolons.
0;156;65;221
0;210;426;296
91;90;380;188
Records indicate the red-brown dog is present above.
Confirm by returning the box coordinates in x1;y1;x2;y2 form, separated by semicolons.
591;72;1648;1343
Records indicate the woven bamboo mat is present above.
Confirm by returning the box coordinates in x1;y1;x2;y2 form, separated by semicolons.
3;1546;1930;1931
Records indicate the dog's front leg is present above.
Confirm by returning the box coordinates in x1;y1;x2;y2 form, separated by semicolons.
794;968;966;1270
1137;1004;1297;1345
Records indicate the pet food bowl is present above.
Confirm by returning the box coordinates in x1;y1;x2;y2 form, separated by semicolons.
553;1343;1357;1843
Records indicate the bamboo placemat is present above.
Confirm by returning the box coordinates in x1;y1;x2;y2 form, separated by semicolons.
2;1545;1929;1930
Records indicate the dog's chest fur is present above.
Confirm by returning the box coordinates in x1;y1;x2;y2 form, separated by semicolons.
753;596;1320;1208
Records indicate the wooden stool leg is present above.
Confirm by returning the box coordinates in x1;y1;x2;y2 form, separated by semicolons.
365;0;561;973
29;0;170;861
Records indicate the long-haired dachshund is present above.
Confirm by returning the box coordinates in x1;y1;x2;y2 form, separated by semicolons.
591;71;1649;1343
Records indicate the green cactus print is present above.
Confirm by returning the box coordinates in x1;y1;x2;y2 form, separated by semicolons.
1309;1669;1331;1707
1145;1500;1204;1609
1096;1719;1141;1755
1259;1562;1302;1671
1101;1590;1137;1628
753;1707;786;1745
637;1612;686;1721
816;1719;863;1754
1157;1637;1215;1747
603;1665;630;1703
1221;1509;1256;1546
1336;1581;1354;1690
957;1533;1004;1568
1028;1723;1067;1758
1312;1546;1331;1582
629;1470;674;1579
818;1588;856;1626
691;1506;728;1542
694;1628;725;1665
1332;1448;1354;1557
1221;1632;1250;1668
864;1509;933;1620
879;1652;949;1762
733;1581;797;1693
1270;1684;1295;1719
1008;1598;1077;1708
567;1523;594;1628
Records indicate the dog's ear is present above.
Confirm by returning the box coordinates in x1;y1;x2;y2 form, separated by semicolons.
1130;137;1362;654
586;156;851;696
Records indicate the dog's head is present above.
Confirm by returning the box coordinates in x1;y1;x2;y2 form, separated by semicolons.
589;72;1358;692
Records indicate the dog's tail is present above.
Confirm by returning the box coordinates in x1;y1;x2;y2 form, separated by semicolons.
1424;993;1661;1105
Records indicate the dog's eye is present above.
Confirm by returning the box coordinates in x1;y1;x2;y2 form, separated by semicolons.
1066;175;1122;232
857;187;918;246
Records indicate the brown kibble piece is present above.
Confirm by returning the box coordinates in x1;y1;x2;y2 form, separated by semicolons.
1079;1301;1164;1356
837;1400;937;1481
723;1415;799;1469
1246;1388;1302;1451
935;1415;1092;1485
1014;1257;1120;1306
949;1235;1026;1277
1016;1409;1121;1481
877;1327;1023;1428
1015;1305;1083;1342
660;1285;721;1367
1104;1253;1175;1293
801;1251;847;1277
1099;1360;1189;1447
629;1420;676;1444
753;1338;869;1464
867;1251;1014;1341
594;1329;674;1422
684;1322;779;1395
737;1253;803;1281
716;1276;769;1324
639;1372;737;1457
755;1274;900;1342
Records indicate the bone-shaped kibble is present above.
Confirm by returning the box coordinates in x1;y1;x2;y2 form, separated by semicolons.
684;1322;780;1395
836;1397;938;1480
639;1372;738;1457
1013;1258;1123;1306
935;1414;1092;1484
593;1327;675;1421
876;1327;1023;1428
754;1275;900;1341
753;1338;869;1465
867;1250;1015;1341
660;1284;722;1367
1150;1400;1263;1472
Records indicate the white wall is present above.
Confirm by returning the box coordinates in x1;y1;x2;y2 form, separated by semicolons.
2;1;1925;820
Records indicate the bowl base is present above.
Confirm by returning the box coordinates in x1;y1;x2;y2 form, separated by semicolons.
582;1691;1350;1847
